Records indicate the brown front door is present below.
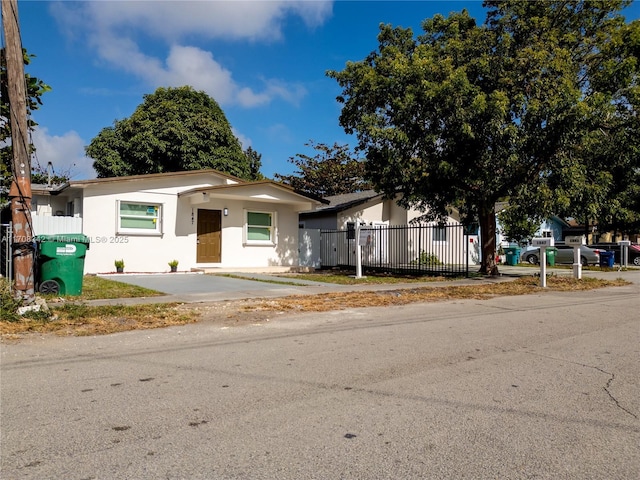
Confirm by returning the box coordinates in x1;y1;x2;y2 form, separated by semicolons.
197;209;221;263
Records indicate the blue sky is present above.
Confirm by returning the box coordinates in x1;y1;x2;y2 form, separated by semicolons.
15;1;640;181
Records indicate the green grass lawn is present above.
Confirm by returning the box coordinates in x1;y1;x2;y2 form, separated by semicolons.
66;275;164;300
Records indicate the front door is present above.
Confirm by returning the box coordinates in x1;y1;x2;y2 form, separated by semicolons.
197;209;221;263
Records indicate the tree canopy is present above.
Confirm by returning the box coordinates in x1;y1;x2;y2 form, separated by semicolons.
274;140;372;197
328;0;639;274
86;86;258;180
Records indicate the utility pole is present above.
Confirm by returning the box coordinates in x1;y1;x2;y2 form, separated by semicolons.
2;0;35;302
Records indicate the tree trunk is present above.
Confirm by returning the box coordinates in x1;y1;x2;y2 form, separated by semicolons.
479;202;499;276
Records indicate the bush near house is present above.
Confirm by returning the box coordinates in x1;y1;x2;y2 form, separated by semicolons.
413;251;442;266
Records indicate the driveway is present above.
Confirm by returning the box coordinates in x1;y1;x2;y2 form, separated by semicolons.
93;272;336;305
100;272;301;295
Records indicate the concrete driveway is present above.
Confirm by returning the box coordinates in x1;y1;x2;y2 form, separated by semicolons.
99;272;296;295
93;271;335;305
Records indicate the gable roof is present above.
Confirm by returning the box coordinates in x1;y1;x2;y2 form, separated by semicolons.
69;168;244;188
178;180;324;207
302;190;382;214
29;170;324;211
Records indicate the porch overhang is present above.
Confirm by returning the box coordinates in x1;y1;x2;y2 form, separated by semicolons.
178;181;322;212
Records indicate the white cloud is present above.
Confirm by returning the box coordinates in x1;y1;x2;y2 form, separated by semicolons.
31;128;96;181
51;1;330;107
232;128;252;150
80;1;332;42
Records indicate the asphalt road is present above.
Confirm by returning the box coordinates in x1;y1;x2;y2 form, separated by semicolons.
1;277;639;479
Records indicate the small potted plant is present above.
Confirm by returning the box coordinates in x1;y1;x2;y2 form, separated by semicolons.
114;259;125;273
168;259;179;273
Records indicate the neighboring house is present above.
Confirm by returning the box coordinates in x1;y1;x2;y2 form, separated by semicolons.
495;202;570;247
27;169;322;274
299;190;474;267
496;214;569;247
299;190;459;229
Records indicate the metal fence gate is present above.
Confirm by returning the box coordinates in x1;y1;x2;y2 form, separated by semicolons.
320;224;470;277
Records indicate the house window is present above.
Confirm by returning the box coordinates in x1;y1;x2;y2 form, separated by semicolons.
434;225;447;242
118;201;162;235
245;210;276;245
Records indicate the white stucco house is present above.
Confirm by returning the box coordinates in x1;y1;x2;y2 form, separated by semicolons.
28;169;323;274
298;190;476;267
299;190;456;229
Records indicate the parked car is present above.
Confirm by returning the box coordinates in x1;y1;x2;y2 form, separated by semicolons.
520;244;601;266
588;243;640;266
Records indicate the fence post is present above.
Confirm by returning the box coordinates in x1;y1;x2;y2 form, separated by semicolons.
355;223;363;278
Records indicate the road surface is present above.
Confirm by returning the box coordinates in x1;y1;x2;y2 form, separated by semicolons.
2;281;639;479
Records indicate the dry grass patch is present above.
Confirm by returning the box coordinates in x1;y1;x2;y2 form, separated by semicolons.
232;275;629;316
1;275;630;339
277;271;452;285
1;303;200;339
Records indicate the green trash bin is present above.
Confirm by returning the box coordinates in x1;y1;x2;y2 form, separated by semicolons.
546;247;557;266
505;246;521;266
36;234;90;296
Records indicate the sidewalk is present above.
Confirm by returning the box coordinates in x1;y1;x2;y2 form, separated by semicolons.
85;265;639;307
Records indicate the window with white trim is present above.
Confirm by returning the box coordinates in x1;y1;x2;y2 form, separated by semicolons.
117;201;162;235
245;210;276;245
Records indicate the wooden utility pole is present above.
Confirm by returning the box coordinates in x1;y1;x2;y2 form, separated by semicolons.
2;0;35;302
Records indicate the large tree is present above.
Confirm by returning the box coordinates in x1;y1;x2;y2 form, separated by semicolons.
328;1;637;274
491;1;640;241
86;86;255;179
0;49;51;206
274;140;372;197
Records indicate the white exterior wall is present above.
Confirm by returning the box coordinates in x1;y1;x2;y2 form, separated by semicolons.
82;183;190;273
337;200;414;228
32;194;72;216
205;200;301;269
80;180;303;274
338;202;384;228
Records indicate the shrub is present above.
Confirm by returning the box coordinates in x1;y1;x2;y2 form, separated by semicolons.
1;278;53;323
0;277;23;322
414;251;442;266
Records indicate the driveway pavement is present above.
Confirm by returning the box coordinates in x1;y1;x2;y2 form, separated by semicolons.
92;271;342;305
100;272;325;295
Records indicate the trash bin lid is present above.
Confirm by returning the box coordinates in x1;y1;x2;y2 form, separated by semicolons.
36;233;90;244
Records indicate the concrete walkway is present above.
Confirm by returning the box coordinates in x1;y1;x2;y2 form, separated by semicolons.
87;266;640;306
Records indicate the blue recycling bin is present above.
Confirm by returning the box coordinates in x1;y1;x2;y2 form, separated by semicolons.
505;246;521;266
599;251;614;268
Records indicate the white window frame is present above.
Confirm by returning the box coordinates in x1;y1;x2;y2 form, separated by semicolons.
244;209;277;246
117;200;163;236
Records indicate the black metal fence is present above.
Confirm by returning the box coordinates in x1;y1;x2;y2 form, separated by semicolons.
320;224;470;277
